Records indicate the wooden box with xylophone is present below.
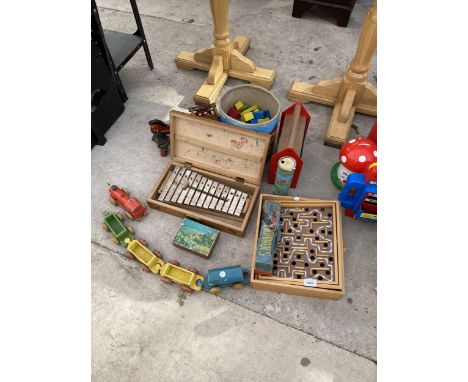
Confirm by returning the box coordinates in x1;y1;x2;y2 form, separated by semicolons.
250;194;345;299
147;110;272;237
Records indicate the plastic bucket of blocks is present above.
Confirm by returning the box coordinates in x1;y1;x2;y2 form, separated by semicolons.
218;84;280;134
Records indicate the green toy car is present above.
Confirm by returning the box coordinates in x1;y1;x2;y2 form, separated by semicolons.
102;211;135;245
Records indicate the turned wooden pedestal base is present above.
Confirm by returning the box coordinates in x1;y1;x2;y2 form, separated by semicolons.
288;78;376;147
176;35;275;105
175;0;276;105
288;1;377;148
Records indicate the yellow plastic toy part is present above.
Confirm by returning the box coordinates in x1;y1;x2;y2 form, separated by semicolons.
240;105;259;116
234;100;244;111
241;111;254;123
160;263;204;291
125;238;164;273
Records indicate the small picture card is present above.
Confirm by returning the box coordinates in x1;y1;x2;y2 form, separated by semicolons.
172;218;220;258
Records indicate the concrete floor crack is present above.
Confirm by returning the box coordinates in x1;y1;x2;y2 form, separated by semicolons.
215;293;377;364
92;240;376;364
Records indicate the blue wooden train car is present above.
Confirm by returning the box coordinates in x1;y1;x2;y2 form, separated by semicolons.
203;265;250;295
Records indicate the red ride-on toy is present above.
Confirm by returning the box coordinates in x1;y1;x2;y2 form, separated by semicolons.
108;185;148;221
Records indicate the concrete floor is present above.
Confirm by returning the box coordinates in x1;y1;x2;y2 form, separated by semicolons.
92;0;377;380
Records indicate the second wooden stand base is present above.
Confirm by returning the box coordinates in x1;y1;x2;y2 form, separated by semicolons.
175;35;276;104
288;79;376;147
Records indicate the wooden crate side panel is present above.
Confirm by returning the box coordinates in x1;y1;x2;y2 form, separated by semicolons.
250;194;265;282
250;279;343;299
277;113;307;153
257;275;343;290
174;117;265;161
148;200;244;236
174;140;261;184
170;110;271;185
334;201;345;292
240;186;259;233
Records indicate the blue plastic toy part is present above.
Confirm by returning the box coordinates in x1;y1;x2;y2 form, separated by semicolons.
203;265;250;290
338;173;377;222
253;111;264;119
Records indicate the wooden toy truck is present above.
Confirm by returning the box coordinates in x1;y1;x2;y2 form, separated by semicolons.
109;185;148;220
123;237;204;293
159;261;204;293
102;211;134;246
125;238;164;273
203;265;250;295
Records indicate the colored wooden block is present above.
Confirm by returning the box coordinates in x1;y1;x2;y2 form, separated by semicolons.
250;119;258;124
264;110;271;119
241;105;259;116
253;111;264;119
234;100;245;111
258;118;268;123
241;111;254;122
228;107;241;119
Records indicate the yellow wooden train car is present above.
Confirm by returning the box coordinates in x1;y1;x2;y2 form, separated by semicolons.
124;238;204;292
160;261;204;293
124;239;164;273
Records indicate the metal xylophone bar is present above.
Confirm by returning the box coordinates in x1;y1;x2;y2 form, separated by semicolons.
157;166;249;217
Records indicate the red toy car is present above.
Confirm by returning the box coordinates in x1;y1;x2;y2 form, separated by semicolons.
108;185;148;221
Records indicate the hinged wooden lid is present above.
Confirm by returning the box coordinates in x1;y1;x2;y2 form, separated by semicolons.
169;110;272;186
